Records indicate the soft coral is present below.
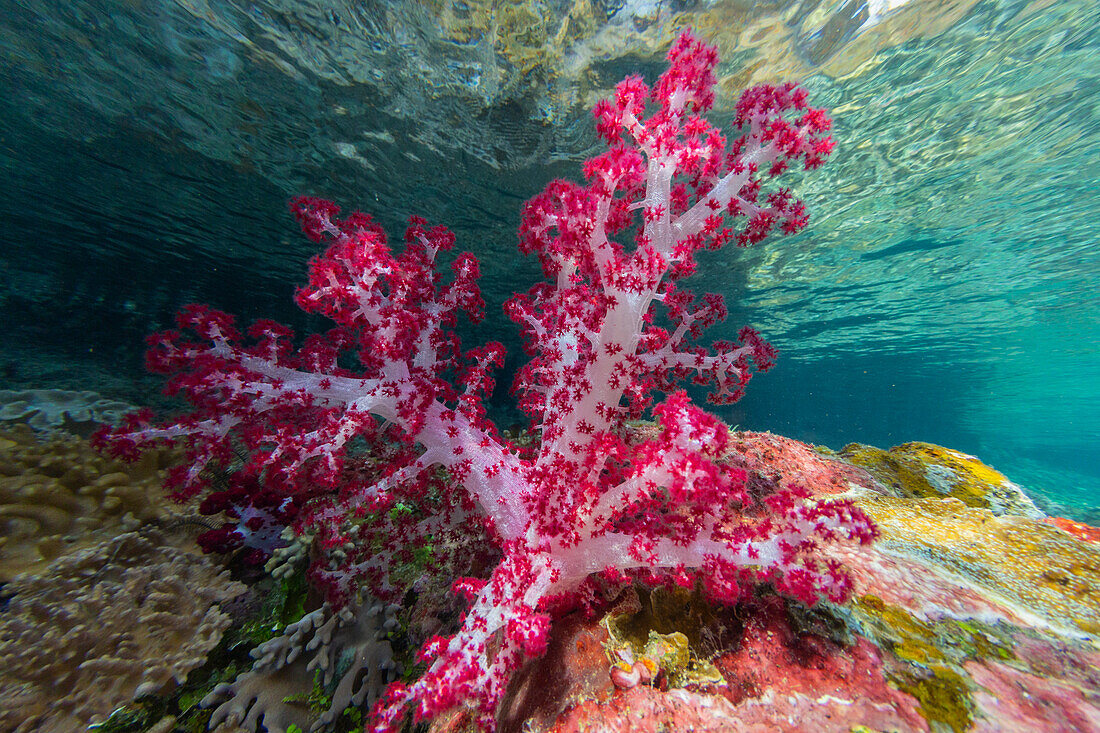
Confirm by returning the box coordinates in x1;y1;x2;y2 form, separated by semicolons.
97;29;872;732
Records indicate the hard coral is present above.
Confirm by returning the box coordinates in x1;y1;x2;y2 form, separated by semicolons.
0;530;244;733
0;425;183;581
0;388;135;435
98;29;874;731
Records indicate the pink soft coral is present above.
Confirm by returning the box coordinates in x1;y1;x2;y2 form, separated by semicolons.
98;30;873;731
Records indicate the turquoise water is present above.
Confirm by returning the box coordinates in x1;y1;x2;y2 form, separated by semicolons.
0;0;1096;519
722;0;1100;518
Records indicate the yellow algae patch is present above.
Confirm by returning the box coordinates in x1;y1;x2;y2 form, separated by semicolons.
842;441;1041;517
849;595;1023;732
861;496;1100;634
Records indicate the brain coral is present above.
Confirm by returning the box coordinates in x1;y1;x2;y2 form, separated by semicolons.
0;530;245;733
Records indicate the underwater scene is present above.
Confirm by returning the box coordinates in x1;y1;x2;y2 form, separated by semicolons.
1;1;1098;732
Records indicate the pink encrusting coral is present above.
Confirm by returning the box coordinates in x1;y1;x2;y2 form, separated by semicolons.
97;30;876;731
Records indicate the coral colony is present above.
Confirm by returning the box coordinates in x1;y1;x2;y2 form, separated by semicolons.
98;30;876;731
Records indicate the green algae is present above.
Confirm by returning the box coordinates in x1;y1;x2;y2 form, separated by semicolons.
899;665;972;733
852;594;1023;733
281;671;365;731
608;584;728;652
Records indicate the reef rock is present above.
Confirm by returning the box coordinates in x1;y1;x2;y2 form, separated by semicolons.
482;435;1100;733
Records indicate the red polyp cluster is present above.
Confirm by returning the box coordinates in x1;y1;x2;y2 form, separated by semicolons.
95;29;875;733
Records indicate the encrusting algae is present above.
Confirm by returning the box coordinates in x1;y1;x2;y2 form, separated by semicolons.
840;441;1043;517
861;495;1100;635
